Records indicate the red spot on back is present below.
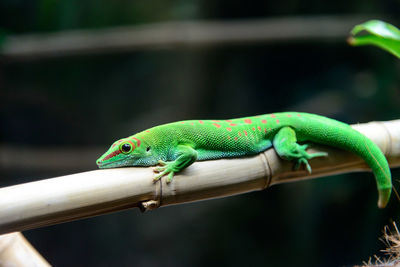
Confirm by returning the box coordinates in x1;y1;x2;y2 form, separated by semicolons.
276;119;280;124
244;130;248;136
287;114;292;117
234;137;238;141
226;127;232;132
252;127;256;131
270;114;276;118
191;122;194;125
297;114;301;117
230;123;237;126
257;126;261;131
132;137;141;147
244;119;252;124
145;130;150;133
180;121;185;124
226;120;232;123
212;123;221;128
199;120;204;124
261;119;267;124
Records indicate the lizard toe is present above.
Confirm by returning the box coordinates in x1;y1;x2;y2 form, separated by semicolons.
297;158;312;173
166;172;175;183
158;160;167;166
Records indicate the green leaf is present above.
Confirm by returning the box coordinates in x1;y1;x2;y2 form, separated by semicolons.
348;20;400;58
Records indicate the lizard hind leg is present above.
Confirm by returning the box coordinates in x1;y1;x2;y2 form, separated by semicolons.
273;127;328;174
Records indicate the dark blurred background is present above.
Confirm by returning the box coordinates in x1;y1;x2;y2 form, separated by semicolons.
1;1;400;267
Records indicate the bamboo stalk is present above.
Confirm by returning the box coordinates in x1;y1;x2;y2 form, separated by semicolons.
0;232;51;266
0;120;399;235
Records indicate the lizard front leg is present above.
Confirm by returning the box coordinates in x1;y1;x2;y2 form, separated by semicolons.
153;144;198;183
273;127;327;173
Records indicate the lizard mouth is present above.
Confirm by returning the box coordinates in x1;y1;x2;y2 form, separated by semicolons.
96;154;139;168
96;158;125;168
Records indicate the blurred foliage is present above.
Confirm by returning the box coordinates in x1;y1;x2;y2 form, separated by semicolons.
0;0;399;33
349;20;400;58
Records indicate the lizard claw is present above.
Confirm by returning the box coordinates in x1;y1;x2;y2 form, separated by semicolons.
153;160;168;173
300;158;312;173
153;160;176;183
153;171;165;182
294;158;312;173
153;170;175;183
166;172;175;183
153;166;167;173
293;150;328;174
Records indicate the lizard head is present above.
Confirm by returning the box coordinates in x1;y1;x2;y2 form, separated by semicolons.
96;136;155;168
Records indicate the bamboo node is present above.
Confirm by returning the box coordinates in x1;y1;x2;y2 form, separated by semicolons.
259;150;273;189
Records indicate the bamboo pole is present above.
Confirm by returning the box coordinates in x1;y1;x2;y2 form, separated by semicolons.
0;120;399;235
0;232;51;266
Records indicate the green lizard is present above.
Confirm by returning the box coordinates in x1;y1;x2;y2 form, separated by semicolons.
96;112;392;208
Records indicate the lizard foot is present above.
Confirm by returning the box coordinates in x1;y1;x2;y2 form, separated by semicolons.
152;145;198;183
273;127;328;174
153;161;176;183
293;147;328;174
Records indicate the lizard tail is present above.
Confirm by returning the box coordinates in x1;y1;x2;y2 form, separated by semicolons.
336;131;390;208
334;132;391;208
360;135;392;208
302;117;392;208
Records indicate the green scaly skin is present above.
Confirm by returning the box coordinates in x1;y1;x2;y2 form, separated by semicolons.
96;112;392;208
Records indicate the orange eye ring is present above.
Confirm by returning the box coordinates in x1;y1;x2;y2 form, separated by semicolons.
119;141;135;154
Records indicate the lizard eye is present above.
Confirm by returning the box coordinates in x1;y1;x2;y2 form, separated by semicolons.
120;142;134;154
146;146;151;152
